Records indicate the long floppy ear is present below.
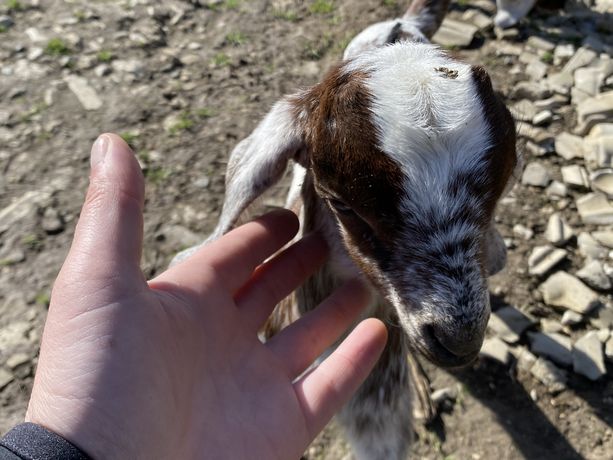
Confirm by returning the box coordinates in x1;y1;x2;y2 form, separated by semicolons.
404;0;451;39
170;97;305;266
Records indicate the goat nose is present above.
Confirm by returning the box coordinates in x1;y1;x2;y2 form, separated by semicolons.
431;324;483;358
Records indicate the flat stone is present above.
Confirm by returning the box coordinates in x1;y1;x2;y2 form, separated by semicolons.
546;72;573;95
561;310;584;326
488;306;535;343
591;306;613;329
0;369;13;391
461;10;493;31
41;207;64;234
511;346;537;371
555;132;585;160
528;245;567;276
590;170;613;198
530;358;567;393
577;232;609;259
479;337;511;365
535;94;568;111
540;271;600;314
511;99;538;122
522;162;551;187
528;332;572;366
597;329;610;343
561;165;590;189
591;230;613;248
573;331;606;380
545;213;574;246
513;224;534;240
562;47;597;75
525;140;548;157
554;44;575;65
577;193;613;225
526;60;548;81
432;18;478;48
64;75;103;111
526;36;556;52
585;135;613;169
5;353;30;370
575;91;613;135
541;319;563;334
0;15;14;29
532;110;553;126
546;181;568;198
577;260;612;291
512;81;552;100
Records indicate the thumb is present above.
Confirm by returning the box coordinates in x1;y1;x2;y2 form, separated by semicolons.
59;134;146;294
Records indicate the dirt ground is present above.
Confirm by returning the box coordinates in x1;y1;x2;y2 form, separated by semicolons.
0;0;612;459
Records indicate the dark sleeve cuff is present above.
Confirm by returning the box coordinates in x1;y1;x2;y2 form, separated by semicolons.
0;423;92;460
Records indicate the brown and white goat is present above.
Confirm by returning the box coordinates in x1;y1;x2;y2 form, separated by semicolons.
174;1;520;458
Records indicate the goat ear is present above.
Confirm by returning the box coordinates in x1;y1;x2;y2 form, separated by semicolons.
211;97;305;240
404;0;451;38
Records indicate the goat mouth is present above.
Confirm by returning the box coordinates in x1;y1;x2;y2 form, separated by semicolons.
414;326;479;369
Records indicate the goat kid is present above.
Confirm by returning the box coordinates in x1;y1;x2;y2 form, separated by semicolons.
174;1;521;458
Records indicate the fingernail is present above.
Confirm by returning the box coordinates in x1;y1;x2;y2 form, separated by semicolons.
91;135;110;169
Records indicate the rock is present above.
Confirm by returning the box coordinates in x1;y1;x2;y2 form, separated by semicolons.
0;190;50;234
555;132;585;160
511;99;537;122
529;332;572;366
511;81;551;100
41;207;64;234
606;337;613;361
544;213;574;246
545;72;573;95
6;353;30;370
540;271;600;314
526;36;556;53
530;358;567;393
528;245;567;276
591;230;613;248
561;310;583;326
590;170;613;198
541;319;563;334
591;306;613;329
535;94;568;111
494;0;536;28
64;75;103;111
112;59;147;78
488;306;534;343
546;181;568;198
554;44;575;65
512;346;537;371
577;232;608;259
576;193;613;225
573;331;606;380
461;10;492;31
575;91;613;135
512;224;534;240
479;337;511;365
526;60;548;81
0;15;14;29
561;165;590;190
585;134;613;169
525;140;548;157
532;110;553;126
577;260;612;291
94;64;111;77
522;162;551;187
0;369;14;391
432;18;478;48
597;329;610;343
562;47;597;75
430;387;457;408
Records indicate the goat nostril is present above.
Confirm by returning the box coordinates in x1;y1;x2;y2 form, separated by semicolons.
429;324;483;358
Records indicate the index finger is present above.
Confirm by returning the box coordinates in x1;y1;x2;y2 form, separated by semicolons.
152;209;299;299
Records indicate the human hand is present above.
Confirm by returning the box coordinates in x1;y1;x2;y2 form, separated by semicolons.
25;134;388;460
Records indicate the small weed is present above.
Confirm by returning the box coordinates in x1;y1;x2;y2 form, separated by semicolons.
196;107;215;119
212;52;231;67
97;50;113;62
540;51;553;64
144;166;171;184
225;0;240;8
303;34;333;60
120;131;139;148
19;102;47;123
225;31;247;46
168;112;194;135
273;9;299;22
457;0;468;6
35;292;50;307
309;0;334;14
0;25;7;33
45;38;71;56
382;0;397;6
21;234;42;251
6;0;23;12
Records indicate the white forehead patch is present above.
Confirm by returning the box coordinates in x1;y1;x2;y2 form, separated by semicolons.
345;42;493;219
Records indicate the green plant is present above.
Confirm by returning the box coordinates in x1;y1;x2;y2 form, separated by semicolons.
303;34;333;60
196;107;215;118
540;51;553;64
21;234;42;251
168;112;194;135
382;0;397;6
120;131;139;148
225;31;247;46
97;50;113;62
309;0;334;14
144;166;171;184
6;0;23;12
212;52;231;67
45;38;71;56
0;25;7;33
272;8;299;21
35;292;50;307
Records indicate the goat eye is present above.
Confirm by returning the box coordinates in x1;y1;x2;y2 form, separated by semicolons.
328;198;354;215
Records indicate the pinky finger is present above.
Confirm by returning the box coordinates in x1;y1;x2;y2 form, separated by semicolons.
292;318;388;440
